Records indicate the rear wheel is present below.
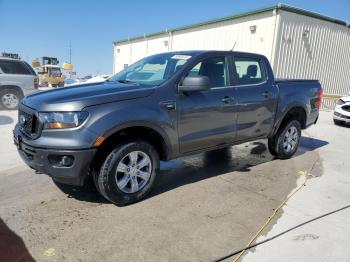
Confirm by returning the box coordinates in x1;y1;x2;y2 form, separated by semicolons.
268;120;301;159
95;141;159;206
0;89;22;110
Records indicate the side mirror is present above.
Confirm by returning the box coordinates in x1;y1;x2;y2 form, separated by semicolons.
178;76;210;92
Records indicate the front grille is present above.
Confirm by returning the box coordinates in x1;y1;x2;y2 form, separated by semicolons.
19;110;37;135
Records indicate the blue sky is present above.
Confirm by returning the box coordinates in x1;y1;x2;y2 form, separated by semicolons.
1;0;349;76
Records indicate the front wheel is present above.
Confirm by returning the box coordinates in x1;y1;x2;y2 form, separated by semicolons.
268;120;301;159
96;141;159;206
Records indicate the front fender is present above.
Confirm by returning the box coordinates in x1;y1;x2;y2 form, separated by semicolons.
83;99;178;159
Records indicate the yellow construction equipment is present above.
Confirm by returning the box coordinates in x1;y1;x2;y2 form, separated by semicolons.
32;57;67;87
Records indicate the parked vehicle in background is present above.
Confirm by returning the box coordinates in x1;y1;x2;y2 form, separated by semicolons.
32;57;65;88
85;75;110;84
334;95;350;125
0;57;38;110
13;51;322;205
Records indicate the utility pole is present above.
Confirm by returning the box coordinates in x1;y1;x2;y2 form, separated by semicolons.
69;42;72;64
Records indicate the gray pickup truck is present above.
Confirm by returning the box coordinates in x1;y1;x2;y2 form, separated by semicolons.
13;51;322;205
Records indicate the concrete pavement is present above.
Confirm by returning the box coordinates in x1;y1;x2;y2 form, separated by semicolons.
243;111;350;262
0;110;26;173
0;110;347;261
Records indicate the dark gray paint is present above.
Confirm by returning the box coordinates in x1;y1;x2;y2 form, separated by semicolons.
13;50;321;185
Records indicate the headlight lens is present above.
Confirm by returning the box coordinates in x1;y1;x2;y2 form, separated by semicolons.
336;99;345;105
39;111;89;129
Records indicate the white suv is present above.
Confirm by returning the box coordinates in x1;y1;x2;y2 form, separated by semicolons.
334;95;350;125
0;57;39;110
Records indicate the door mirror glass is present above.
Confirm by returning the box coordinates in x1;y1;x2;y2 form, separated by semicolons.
179;76;210;92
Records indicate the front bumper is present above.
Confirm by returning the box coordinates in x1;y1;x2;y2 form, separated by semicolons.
13;128;96;186
334;111;350;123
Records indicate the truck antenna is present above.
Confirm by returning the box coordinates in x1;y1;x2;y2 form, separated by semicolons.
231;42;237;51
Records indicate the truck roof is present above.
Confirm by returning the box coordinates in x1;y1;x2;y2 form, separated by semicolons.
0;56;21;61
155;50;267;58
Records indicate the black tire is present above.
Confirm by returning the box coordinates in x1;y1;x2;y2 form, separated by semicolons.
270;120;301;159
0;89;22;110
267;137;278;156
333;119;344;126
96;141;159;206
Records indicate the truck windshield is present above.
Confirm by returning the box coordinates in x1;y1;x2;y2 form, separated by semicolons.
49;68;61;77
108;53;192;86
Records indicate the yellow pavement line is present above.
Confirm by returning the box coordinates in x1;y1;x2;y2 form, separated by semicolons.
233;171;308;262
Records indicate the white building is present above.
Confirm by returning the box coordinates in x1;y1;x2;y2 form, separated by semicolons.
113;4;350;100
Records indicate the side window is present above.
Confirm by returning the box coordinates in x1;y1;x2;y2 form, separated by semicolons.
234;57;266;85
187;57;228;88
23;62;36;75
0;60;32;75
174;59;187;73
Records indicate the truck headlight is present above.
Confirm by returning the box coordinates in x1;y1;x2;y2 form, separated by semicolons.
39;111;89;129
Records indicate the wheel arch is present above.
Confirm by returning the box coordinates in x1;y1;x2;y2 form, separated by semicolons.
0;85;24;96
272;105;307;136
90;122;172;177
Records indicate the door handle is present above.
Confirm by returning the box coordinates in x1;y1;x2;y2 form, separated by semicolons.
160;100;176;111
221;96;234;104
262;91;271;98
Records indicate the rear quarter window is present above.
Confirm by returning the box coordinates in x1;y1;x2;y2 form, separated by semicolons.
0;60;34;75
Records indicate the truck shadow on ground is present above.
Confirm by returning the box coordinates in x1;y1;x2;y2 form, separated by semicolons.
151;136;328;198
54;136;328;204
0;218;35;261
0;115;14;125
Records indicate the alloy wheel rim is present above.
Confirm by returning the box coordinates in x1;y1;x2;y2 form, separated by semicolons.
283;126;299;153
2;93;19;109
115;151;152;194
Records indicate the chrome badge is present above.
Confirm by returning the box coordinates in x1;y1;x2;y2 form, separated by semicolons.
19;114;26;125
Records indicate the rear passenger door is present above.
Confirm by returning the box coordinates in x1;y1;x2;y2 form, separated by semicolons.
233;56;277;141
177;55;236;153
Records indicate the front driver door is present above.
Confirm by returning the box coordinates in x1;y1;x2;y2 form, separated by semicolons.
177;56;236;154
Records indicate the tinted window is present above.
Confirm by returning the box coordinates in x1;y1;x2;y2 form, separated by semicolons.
23;62;36;75
0;60;33;75
234;57;266;85
187;57;228;87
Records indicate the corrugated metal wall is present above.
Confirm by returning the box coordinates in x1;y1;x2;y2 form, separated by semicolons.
114;35;170;72
170;12;277;60
113;11;278;73
273;10;350;107
113;9;350;108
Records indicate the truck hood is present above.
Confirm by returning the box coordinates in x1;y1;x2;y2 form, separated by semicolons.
22;81;154;111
